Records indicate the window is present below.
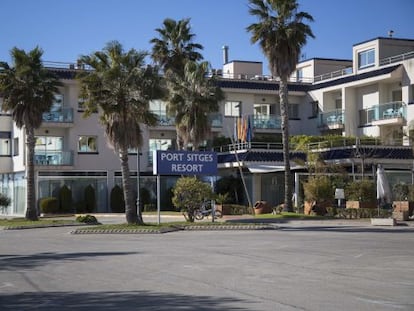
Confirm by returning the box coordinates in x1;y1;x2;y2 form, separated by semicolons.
289;104;299;119
254;104;270;116
296;69;303;82
310;101;319;118
0;132;11;156
13;138;19;156
78;136;98;153
224;101;241;117
51;94;63;112
358;49;375;69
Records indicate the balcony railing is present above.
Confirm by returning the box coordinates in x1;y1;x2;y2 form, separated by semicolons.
359;101;406;125
42;108;73;123
208;113;223;127
379;51;414;66
253;114;281;129
314;68;353;83
318;109;345;128
35;150;74;166
156;114;175;126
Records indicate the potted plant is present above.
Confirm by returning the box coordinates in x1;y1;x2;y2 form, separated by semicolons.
345;179;376;209
392;182;414;220
214;193;230;215
302;175;334;215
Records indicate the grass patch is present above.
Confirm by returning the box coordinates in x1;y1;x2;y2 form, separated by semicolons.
0;217;79;228
254;212;327;219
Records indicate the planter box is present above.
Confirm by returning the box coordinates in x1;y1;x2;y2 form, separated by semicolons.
304;201;330;216
392;210;409;221
346;201;376;209
392;201;414;216
371;218;396;226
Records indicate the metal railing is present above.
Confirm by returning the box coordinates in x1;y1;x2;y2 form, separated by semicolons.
35;150;74;166
379;51;414;66
313;67;353;83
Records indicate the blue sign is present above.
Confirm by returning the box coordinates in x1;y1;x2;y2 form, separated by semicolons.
153;150;217;175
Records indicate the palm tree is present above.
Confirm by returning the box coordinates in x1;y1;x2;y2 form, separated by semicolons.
150;18;204;76
77;41;164;224
150;18;204;150
0;47;62;220
167;61;224;150
247;0;314;211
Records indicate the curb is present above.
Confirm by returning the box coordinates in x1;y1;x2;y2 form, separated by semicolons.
70;223;278;234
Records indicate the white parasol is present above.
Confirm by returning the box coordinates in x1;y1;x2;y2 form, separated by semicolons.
376;164;392;206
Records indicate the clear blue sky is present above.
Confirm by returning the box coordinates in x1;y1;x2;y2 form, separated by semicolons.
2;0;413;74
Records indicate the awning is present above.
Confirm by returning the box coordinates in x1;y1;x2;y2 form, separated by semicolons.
245;162;305;173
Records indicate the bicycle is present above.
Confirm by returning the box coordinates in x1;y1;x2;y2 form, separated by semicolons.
194;200;222;220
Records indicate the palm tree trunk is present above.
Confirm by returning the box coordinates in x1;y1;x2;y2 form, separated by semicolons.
279;78;293;212
25;127;38;220
120;148;141;224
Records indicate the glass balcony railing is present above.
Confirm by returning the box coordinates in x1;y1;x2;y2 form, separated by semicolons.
35;150;74;166
42;108;73;123
208;113;223;127
318;109;345;127
359;101;406;125
253;114;281;129
156;113;175;126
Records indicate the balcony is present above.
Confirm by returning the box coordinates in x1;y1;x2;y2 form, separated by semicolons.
360;101;406;126
156;113;175;126
253;114;281;129
35;150;74;166
318;109;345;129
42;108;74;126
208;113;223;128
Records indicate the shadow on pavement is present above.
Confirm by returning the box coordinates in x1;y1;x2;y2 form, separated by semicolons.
0;291;251;311
0;251;138;271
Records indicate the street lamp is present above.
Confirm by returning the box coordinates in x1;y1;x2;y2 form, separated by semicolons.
136;148;142;217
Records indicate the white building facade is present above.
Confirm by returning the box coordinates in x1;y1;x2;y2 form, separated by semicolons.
1;37;414;214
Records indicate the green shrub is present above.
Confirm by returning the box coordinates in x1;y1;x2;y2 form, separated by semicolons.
84;185;96;213
345;179;375;202
59;185;73;213
110;185;125;213
76;214;99;224
303;175;334;202
221;204;251;215
172;177;214;222
40;197;59;214
326;207;391;219
0;193;11;208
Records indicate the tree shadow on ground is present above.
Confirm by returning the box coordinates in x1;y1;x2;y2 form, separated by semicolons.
0;251;138;271
0;291;252;310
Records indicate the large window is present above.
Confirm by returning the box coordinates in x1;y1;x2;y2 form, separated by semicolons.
224;101;241;117
78;136;98;153
358;49;375;69
0;132;11;156
289;104;299;119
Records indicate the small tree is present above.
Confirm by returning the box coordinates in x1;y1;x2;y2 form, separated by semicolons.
84;185;96;213
59;185;72;213
110;185;125;213
345;180;376;202
0;193;11;213
172;177;213;222
303;175;334;203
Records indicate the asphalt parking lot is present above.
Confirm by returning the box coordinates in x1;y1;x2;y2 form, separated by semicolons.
0;218;413;310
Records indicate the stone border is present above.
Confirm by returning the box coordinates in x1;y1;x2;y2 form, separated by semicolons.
70;223;278;234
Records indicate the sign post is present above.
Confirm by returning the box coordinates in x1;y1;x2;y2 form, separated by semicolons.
153;150;218;223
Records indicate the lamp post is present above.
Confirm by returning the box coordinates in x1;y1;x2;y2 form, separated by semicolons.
136;148;142;217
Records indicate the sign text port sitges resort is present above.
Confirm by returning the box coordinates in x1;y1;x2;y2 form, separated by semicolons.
153;150;218;175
